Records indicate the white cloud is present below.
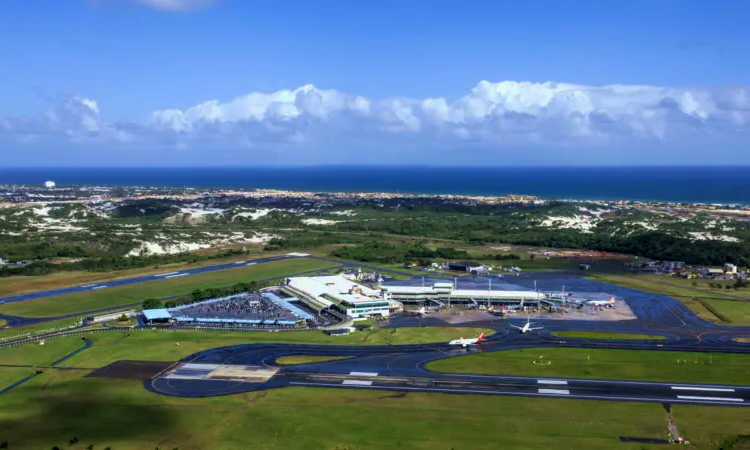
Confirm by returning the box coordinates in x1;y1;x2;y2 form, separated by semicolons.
131;0;222;12
2;81;750;153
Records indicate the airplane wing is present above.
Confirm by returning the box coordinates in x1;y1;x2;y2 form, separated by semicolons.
529;326;545;331
509;324;523;330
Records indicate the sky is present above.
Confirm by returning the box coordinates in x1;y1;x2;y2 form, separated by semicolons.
0;0;749;166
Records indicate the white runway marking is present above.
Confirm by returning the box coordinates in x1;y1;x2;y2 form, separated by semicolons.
158;272;179;277
676;395;744;402
91;286;107;290
234;261;245;264
343;380;373;386
671;386;736;392
245;263;257;266
538;379;568;385
538;388;570;395
350;372;378;377
82;284;98;288
165;274;187;279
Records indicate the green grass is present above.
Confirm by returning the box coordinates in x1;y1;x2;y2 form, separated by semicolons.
0;258;337;318
0;316;89;341
0;337;88;367
589;273;750;326
0;327;494;369
1;329;749;449
426;347;750;385
0;319;6;327
274;355;353;365
551;331;667;340
0;368;39;387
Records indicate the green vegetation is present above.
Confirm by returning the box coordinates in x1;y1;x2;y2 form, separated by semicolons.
0;331;748;449
274;355;353;365
589;273;750;326
331;242;470;264
427;347;750;385
0;258;337;318
551;331;667;340
0;248;249;278
0;316;87;341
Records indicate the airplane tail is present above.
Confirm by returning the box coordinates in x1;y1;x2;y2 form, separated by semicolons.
478;332;486;341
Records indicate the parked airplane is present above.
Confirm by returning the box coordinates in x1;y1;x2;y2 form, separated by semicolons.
587;296;616;307
449;332;487;347
408;306;429;316
509;314;544;334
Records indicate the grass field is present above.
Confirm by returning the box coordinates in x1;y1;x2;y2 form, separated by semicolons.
427;347;750;385
275;355;353;365
0;315;89;340
0;258;338;318
589;273;750;326
0;327;495;370
0;250;284;297
0;333;748;449
551;331;667;340
736;337;750;343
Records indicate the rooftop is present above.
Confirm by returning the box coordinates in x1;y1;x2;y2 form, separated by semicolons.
142;308;172;320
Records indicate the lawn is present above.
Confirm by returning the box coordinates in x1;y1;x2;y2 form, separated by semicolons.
426;347;750;385
275;355;353;365
589;273;750;326
0;327;494;370
0;315;88;341
1;329;748;449
0;258;338;318
551;331;667;340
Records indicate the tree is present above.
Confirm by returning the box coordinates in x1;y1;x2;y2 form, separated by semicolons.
529;254;536;261
142;298;164;310
118;313;129;322
691;280;698;287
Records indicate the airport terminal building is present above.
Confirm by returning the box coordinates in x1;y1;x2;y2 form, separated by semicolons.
283;275;391;318
381;282;554;307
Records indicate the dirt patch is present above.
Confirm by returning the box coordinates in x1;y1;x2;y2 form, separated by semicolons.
86;360;175;380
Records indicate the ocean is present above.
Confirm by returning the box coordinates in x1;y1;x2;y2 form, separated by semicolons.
0;166;748;205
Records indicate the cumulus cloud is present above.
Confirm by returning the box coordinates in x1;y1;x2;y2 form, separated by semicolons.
131;0;222;12
2;81;750;154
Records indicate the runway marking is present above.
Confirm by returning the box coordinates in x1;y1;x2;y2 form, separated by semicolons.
165;274;187;279
671;386;736;392
90;286;107;290
350;372;378;377
343;380;373;386
245;263;257;266
538;388;570;395
82;284;98;288
157;272;179;277
234;261;245;264
538;379;568;385
676;395;744;402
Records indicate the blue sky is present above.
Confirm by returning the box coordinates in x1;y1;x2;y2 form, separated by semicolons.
1;0;749;166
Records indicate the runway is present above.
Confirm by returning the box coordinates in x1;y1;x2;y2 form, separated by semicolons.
0;254;300;305
144;331;750;406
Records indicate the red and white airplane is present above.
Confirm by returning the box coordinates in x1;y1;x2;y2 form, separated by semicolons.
449;332;487;347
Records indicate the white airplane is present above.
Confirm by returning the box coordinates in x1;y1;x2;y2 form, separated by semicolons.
510;314;544;334
588;296;617;307
449;332;487;347
408;306;429;316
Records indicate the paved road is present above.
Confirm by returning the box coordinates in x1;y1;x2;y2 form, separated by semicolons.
146;332;750;406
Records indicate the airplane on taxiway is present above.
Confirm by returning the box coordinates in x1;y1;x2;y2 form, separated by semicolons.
510;314;544;334
448;332;487;347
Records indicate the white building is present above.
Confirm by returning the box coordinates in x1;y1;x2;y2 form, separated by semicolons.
724;263;738;274
284;275;389;318
44;180;56;188
381;282;545;306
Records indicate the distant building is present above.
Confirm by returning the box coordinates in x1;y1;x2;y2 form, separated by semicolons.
447;261;485;274
0;258;6;265
702;268;724;277
579;264;591;270
724;263;738;274
44;180;56;188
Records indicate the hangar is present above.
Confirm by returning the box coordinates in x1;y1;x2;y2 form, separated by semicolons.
447;261;486;274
